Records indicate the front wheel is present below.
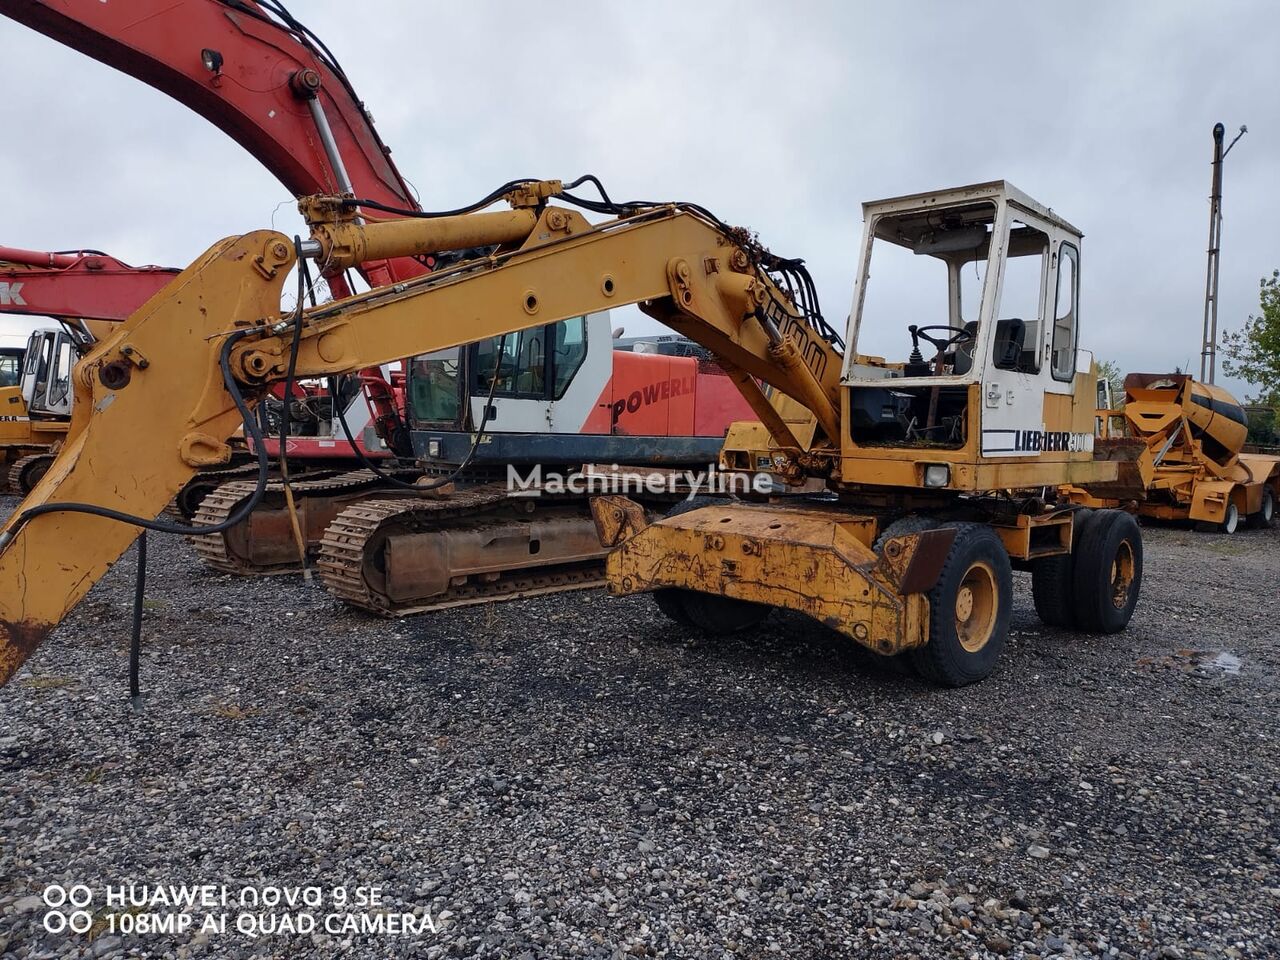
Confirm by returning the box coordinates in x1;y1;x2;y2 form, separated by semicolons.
911;524;1012;687
1198;500;1239;534
648;496;774;634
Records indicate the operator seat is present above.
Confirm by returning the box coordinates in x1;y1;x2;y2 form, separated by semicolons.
953;318;1027;375
992;318;1026;370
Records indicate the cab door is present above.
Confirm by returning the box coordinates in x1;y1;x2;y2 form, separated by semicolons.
979;219;1052;457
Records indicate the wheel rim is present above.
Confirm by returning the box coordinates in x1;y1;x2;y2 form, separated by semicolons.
1110;539;1136;609
1223;504;1238;534
955;561;998;653
1264;492;1274;523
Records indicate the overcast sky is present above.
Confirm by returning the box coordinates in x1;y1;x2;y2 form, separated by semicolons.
1;1;1275;399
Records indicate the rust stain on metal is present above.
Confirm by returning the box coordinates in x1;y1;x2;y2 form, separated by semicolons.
0;618;52;687
589;495;648;548
896;528;957;595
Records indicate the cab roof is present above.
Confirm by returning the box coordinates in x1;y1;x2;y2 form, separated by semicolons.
862;180;1082;239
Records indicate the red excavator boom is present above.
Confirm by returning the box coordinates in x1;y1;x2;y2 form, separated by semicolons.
0;247;178;329
0;0;425;293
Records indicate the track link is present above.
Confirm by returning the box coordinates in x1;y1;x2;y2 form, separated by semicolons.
8;453;54;495
190;469;390;575
317;485;607;616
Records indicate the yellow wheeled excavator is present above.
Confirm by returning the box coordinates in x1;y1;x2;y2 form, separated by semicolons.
0;178;1142;689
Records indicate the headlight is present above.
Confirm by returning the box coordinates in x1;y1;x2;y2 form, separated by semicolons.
923;463;950;488
427;440;441;458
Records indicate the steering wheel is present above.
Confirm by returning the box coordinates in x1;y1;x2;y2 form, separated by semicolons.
908;324;975;364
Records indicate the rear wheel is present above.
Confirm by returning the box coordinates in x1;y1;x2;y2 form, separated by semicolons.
911;523;1012;687
1246;486;1275;529
1030;509;1092;629
1071;509;1142;633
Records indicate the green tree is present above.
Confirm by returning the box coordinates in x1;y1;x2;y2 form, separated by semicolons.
1222;270;1280;405
1246;407;1278;446
1095;359;1125;408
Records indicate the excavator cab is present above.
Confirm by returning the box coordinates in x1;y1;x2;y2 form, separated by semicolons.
20;328;78;419
839;181;1095;492
406;314;606;454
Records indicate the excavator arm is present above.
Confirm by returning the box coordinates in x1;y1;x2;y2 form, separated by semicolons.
0;188;843;684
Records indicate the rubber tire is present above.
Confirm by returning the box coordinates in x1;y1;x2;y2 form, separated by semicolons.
1220;502;1240;534
16;456;52;495
1246;486;1275;530
910;523;1012;688
873;514;940;553
1071;509;1142;634
1030;508;1093;629
648;496;773;633
653;589;696;628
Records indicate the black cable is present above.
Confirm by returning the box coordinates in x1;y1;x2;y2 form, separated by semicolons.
129;531;146;706
2;328;275;542
341;179;540;220
278;240;308;447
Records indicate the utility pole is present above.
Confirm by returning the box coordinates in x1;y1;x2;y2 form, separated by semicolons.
1200;121;1247;383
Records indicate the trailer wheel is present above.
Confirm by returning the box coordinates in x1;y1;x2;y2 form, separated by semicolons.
1246;486;1275;529
1030;509;1093;629
1071;510;1142;633
911;523;1012;687
648;495;773;633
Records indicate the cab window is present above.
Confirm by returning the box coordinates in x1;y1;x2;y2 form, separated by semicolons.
0;349;21;388
471;317;588;400
474;329;546;397
993;221;1048;373
551;317;587;399
410;348;461;424
1052;243;1079;381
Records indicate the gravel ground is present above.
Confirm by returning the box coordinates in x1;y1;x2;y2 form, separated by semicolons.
0;493;1277;960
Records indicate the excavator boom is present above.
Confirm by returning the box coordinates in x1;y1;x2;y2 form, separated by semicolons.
0;0;423;290
0;192;843;684
0;247;178;331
